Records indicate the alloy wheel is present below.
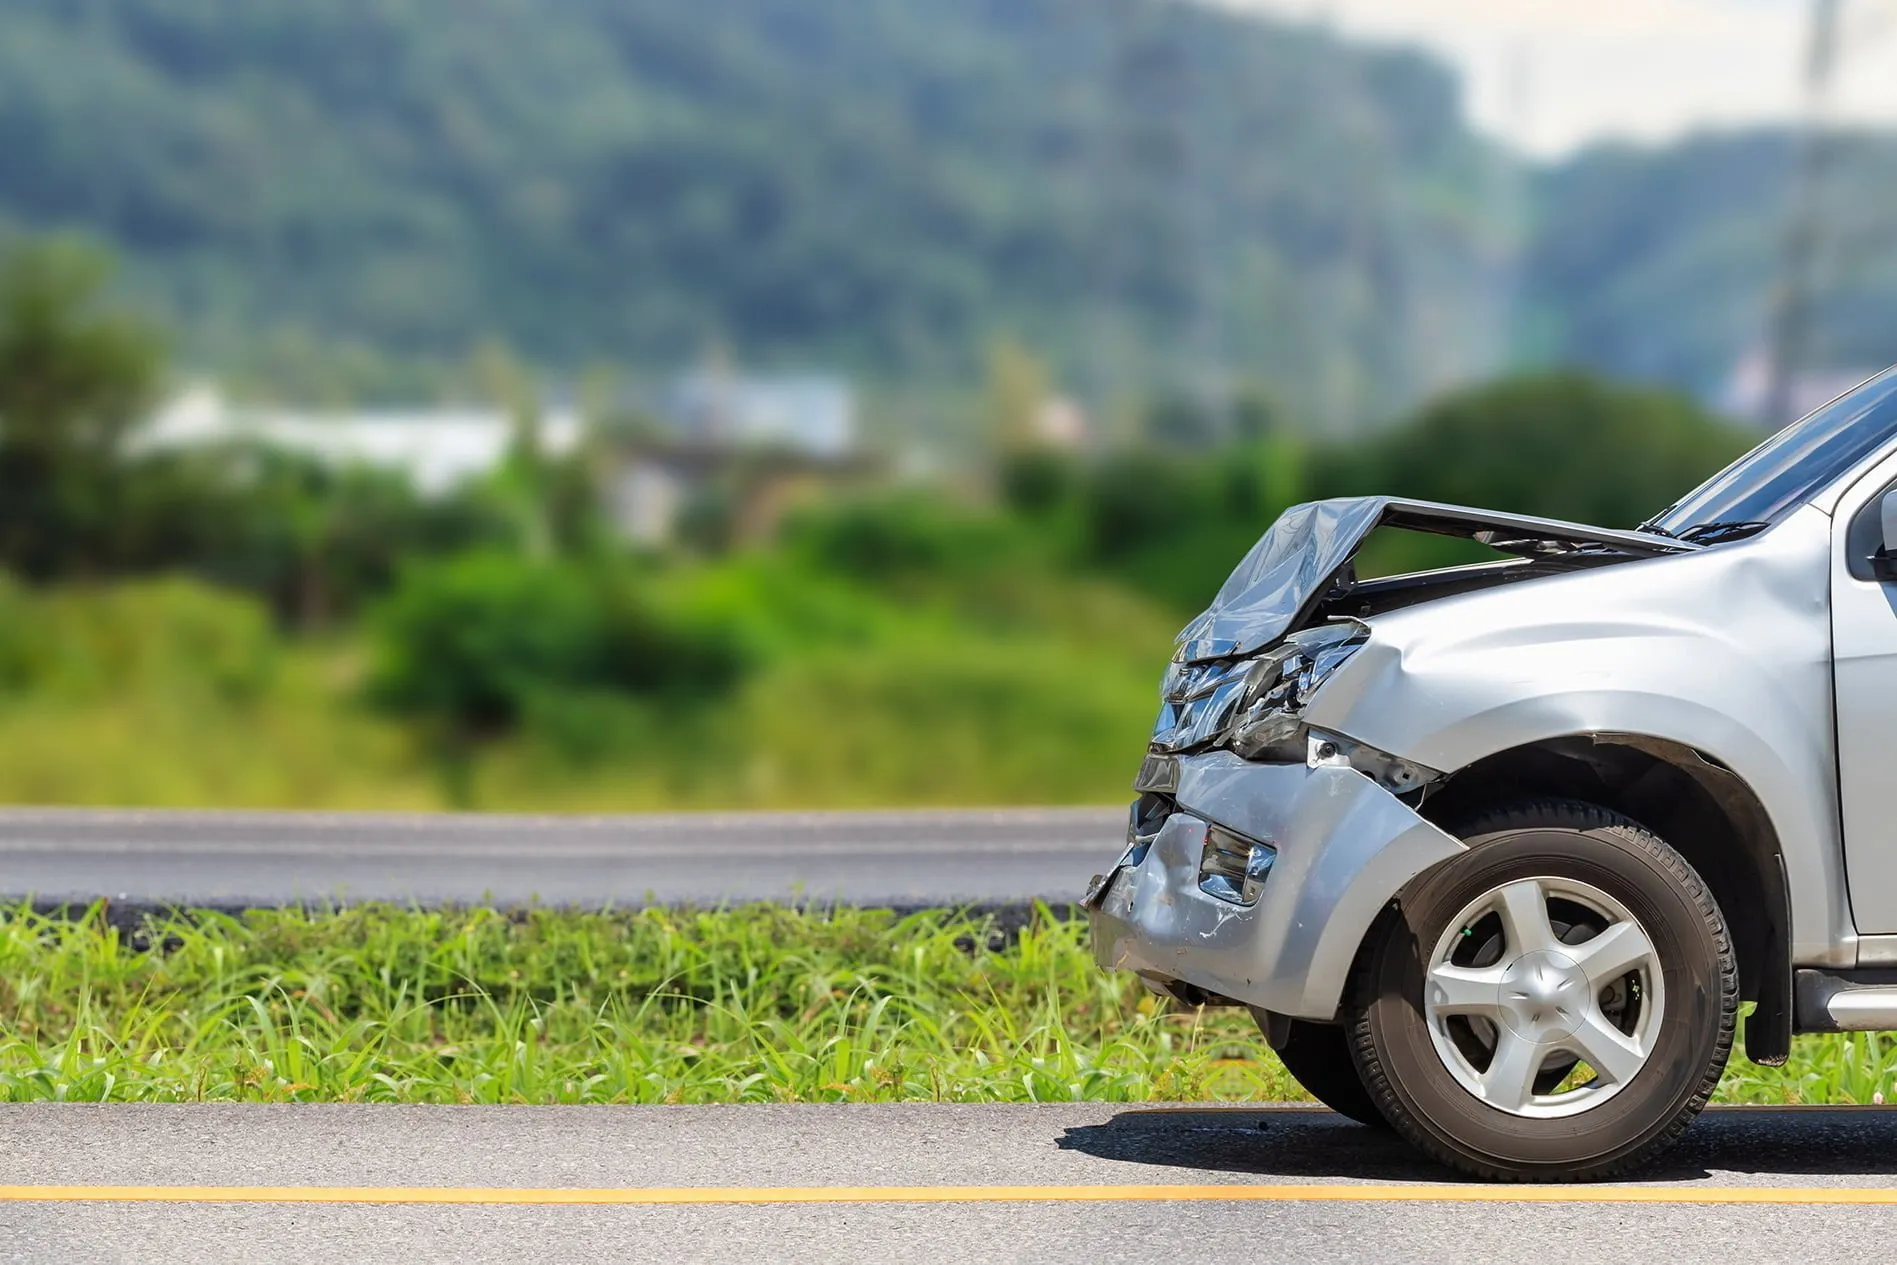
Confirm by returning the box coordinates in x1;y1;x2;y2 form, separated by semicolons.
1422;875;1663;1119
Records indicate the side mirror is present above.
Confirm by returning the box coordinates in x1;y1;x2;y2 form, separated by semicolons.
1876;489;1897;580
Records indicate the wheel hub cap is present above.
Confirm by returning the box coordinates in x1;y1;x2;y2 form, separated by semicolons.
1496;950;1587;1043
1421;875;1664;1119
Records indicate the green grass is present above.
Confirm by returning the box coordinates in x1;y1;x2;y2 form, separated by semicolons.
0;904;1295;1103
0;902;1892;1107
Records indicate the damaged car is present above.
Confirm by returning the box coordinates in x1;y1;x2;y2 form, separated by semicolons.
1085;365;1897;1180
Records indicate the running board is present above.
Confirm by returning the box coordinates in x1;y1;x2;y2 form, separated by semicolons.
1794;969;1897;1032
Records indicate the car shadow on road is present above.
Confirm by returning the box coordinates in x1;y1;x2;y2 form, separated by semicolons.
1055;1106;1897;1182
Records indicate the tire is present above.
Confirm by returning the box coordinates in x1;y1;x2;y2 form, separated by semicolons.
1348;799;1736;1182
1252;1012;1389;1128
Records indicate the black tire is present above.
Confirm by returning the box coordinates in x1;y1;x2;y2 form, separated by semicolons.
1252;1012;1389;1128
1348;799;1736;1182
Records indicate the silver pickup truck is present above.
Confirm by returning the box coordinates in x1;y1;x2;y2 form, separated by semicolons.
1085;366;1897;1181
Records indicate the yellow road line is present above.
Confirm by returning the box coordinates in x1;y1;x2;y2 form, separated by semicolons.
1;1184;1896;1206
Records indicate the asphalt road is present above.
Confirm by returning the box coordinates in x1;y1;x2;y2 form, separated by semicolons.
3;1104;1896;1263
0;805;1124;908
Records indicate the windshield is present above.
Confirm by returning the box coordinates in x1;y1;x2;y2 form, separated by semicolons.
1647;367;1897;539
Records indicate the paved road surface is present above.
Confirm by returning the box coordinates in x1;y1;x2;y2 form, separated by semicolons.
0;806;1124;908
3;1104;1895;1263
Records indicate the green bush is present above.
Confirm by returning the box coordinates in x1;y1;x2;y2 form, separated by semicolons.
188;448;518;626
663;556;898;661
1016;443;1307;614
782;493;1041;585
365;552;750;741
0;239;165;581
1000;373;1754;613
1360;370;1751;529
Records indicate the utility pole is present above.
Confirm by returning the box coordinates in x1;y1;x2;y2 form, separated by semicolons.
1178;7;1231;442
1763;0;1845;426
1097;0;1200;441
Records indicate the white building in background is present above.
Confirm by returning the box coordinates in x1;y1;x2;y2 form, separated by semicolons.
143;383;585;494
604;461;688;547
144;373;864;546
1031;394;1091;449
660;373;855;457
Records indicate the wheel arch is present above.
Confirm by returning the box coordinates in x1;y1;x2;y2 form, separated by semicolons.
1410;732;1792;1065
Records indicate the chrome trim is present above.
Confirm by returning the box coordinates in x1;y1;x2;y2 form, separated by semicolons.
1827;990;1897;1029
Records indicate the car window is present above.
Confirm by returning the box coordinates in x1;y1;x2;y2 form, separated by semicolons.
1647;367;1897;537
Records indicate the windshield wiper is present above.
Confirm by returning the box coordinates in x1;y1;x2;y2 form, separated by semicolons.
1676;519;1770;545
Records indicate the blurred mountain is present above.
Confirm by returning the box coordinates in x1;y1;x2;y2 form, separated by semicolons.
0;0;1511;426
1523;130;1897;404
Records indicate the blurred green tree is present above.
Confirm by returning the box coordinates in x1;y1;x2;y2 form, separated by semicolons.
1138;385;1285;450
0;238;166;577
783;493;1037;585
365;553;749;803
194;450;516;627
1003;372;1751;614
1360;371;1751;529
1230;388;1287;443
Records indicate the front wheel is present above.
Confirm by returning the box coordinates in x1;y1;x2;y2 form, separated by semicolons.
1348;800;1736;1182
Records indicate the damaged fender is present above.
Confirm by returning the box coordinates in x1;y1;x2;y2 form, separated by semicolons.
1301;503;1851;966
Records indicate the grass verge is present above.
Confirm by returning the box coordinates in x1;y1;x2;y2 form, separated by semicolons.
0;903;1889;1105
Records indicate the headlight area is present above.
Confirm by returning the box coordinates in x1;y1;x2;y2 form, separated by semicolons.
1145;619;1438;798
1153;621;1370;759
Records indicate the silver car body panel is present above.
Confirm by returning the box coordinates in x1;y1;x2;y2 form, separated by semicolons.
1303;502;1851;966
1089;753;1465;1018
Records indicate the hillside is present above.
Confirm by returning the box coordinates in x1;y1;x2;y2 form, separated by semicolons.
10;2;1889;426
0;0;1510;425
1523;130;1897;400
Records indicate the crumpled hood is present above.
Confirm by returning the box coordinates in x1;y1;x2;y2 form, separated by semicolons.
1173;496;1696;664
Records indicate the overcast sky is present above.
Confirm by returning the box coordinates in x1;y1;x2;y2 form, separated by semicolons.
1232;0;1897;156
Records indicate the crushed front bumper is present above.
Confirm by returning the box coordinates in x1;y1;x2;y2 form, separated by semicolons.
1084;751;1464;1021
